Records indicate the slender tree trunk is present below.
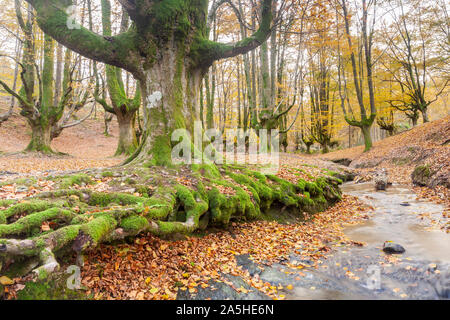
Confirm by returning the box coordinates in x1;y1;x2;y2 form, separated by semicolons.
361;125;373;152
53;43;63;106
104;112;113;136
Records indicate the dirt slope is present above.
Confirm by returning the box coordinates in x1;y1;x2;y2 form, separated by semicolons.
319;116;450;187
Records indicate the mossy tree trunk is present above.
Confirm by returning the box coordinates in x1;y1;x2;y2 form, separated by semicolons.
337;0;377;153
25;34;58;153
23;34;68;153
129;49;203;166
116;111;138;156
420;105;429;123
27;0;274;165
26;121;53;153
93;0;140;156
361;124;372;152
0;1;77;154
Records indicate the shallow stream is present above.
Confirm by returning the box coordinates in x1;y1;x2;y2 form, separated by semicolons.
178;182;450;300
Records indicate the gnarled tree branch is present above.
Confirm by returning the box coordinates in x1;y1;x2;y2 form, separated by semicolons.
24;0;141;77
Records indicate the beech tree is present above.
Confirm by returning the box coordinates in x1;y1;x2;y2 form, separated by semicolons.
336;0;377;152
0;0;93;153
23;0;275;165
93;0;141;156
0;1;67;152
381;0;449;125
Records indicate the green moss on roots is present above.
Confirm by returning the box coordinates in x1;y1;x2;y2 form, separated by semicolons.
59;174;93;188
0;164;342;278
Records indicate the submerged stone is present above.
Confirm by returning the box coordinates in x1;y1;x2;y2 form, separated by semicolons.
382;242;405;254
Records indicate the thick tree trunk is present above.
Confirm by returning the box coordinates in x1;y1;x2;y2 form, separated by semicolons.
26;121;53;153
128;48;202;166
115;112;138;156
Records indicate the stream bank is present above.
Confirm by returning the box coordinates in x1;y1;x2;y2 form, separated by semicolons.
178;182;450;300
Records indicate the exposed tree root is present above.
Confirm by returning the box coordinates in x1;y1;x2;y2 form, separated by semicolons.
0;164;343;279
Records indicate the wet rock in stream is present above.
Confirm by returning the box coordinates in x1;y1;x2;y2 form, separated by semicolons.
374;169;391;191
400;202;411;207
176;273;269;300
383;242;406;254
235;254;262;277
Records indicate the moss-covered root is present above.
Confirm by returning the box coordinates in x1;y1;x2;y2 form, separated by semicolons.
33;248;59;278
0;225;81;277
156;185;208;235
71;187;179;252
73;185;208;248
0;208;75;238
0;168;343;279
0;200;58;225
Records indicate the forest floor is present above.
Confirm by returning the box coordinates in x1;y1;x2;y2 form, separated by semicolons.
0;110;448;300
0;112;123;173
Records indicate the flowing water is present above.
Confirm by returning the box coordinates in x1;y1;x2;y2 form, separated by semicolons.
179;182;450;300
343;183;450;263
282;182;450;300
